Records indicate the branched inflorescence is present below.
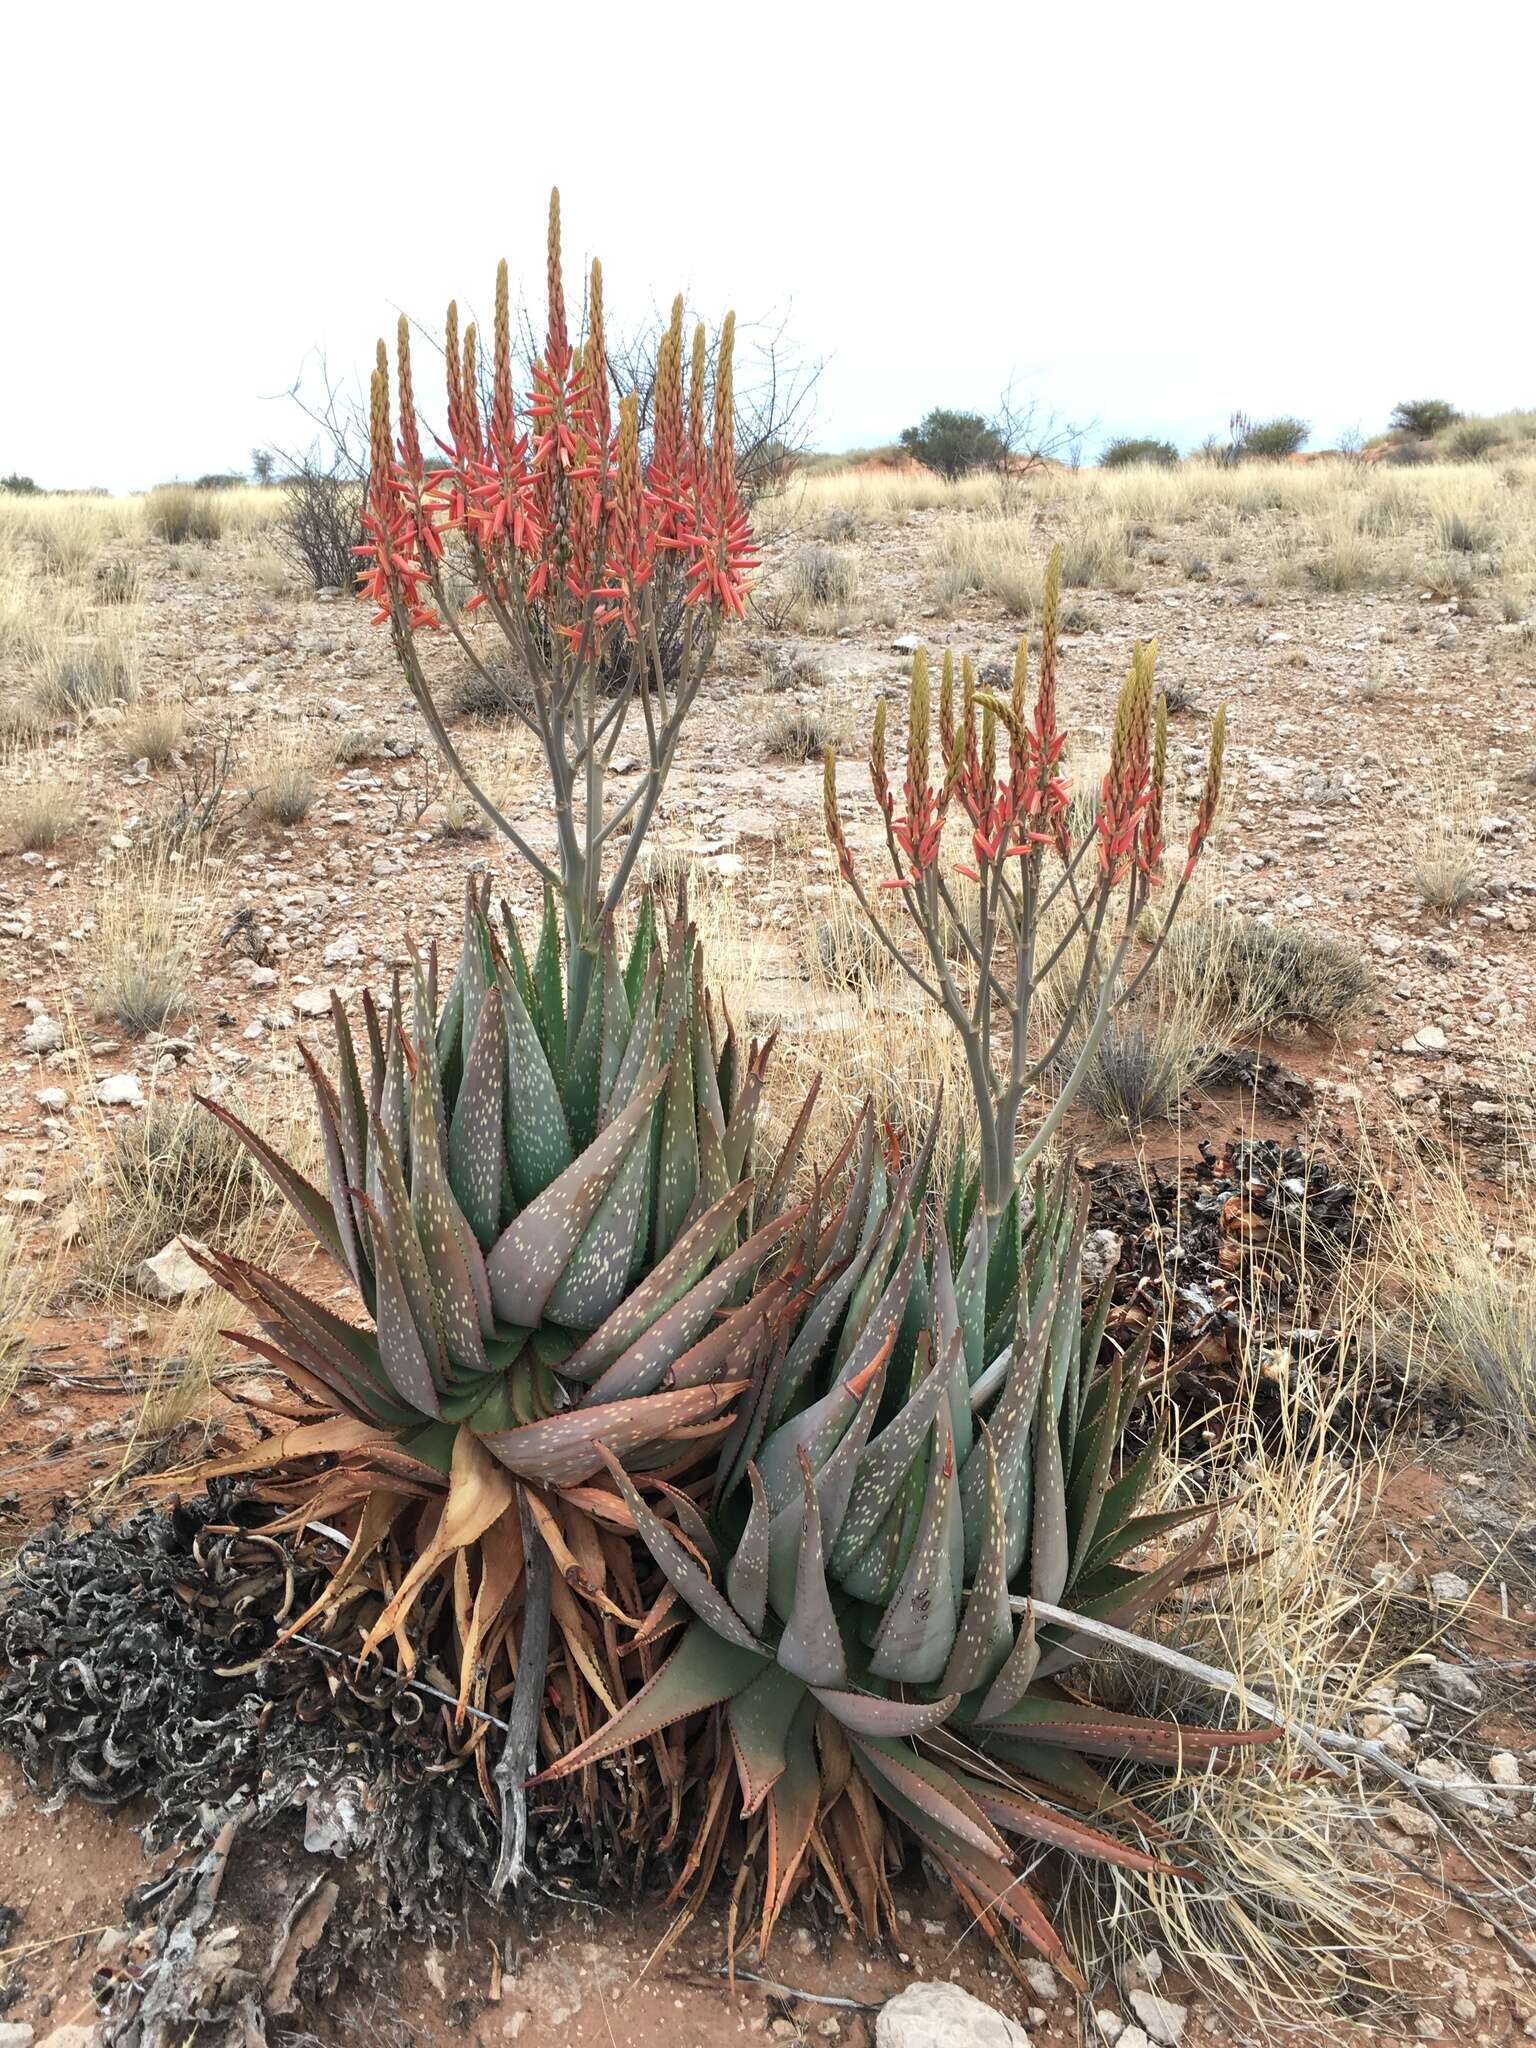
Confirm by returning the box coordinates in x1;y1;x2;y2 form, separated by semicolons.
358;188;756;1028
825;545;1226;1217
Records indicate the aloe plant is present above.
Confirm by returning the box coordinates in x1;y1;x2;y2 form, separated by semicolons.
191;879;822;1873
539;1119;1270;1979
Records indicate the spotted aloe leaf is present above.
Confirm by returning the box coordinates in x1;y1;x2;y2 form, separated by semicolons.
534;1618;767;1784
532;884;567;1074
448;983;506;1252
775;1454;846;1689
479;1379;748;1487
725;1461;772;1637
193;1092;347;1279
981;1687;1275;1768
727;1657;804;1814
495;948;573;1208
595;1446;762;1652
941;1428;1013;1697
486;1069;666;1328
869;1401;962;1684
351;1190;442;1419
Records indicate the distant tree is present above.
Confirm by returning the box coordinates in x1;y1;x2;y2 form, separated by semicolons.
1390;398;1459;440
195;472;245;490
899;408;1005;480
1100;436;1180;470
1;473;40;495
251;448;276;486
1239;416;1310;460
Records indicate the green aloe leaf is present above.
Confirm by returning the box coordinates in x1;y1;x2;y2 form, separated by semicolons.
1030;1354;1070;1604
193;1093;347;1279
448;984;506;1252
869;1403;963;1684
810;1687;960;1737
828;1346;948;1582
653;1019;699;1259
561;1169;748;1383
623;889;658;1012
975;1600;1041;1722
495;947;574;1209
776;1454;847;1689
942;1428;1013;1697
727;1658;806;1814
365;1110;447;1378
297;1045;372;1303
487;1070;666;1328
585;1193;793;1405
850;1736;1007;1862
595;1446;762;1652
725;1461;772;1636
351;1189;442;1418
535;1619;766;1785
479;1379;746;1487
563;917;611;1150
533;883;567;1074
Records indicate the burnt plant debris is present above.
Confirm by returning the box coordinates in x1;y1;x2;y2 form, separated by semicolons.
1085;1136;1376;1446
0;1488;639;2035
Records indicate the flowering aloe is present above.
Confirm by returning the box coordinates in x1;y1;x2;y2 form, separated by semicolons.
824;544;1226;1219
358;189;756;1034
541;1122;1270;1976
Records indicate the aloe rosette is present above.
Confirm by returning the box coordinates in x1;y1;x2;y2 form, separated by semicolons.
191;881;819;1711
540;1118;1270;1978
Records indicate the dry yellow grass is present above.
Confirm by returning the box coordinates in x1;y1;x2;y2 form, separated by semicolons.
90;843;221;1034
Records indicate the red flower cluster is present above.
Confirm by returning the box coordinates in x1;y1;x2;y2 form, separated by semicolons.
355;193;758;656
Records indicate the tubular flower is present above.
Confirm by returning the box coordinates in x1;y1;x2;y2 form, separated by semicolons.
823;749;856;884
354;189;755;662
1185;701;1227;878
1097;641;1157;885
1138;693;1169;885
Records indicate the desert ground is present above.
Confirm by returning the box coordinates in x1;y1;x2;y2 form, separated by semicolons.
1;444;1534;2047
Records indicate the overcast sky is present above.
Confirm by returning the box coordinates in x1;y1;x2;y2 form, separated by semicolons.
4;0;1530;493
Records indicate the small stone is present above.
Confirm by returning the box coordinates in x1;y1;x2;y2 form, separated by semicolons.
134;1238;211;1303
1429;1572;1472;1603
1127;1990;1186;2047
35;1087;68;1111
94;1072;144;1108
1489;1752;1522;1788
1115;2031;1155;2048
1405;1025;1448;1053
293;988;336;1018
1094;2014;1126;2044
323;933;361;966
878;1982;1030;2048
0;2023;36;2048
1425;1654;1482;1703
1080;1230;1122;1294
21;1014;64;1054
1022;1961;1060;2001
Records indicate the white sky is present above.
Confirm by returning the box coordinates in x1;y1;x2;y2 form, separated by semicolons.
4;0;1531;493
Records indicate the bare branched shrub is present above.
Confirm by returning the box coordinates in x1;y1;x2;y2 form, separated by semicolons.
273;461;363;591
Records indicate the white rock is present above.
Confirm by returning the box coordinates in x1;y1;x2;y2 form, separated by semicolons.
1426;1658;1482;1706
1081;1229;1122;1294
1021;1961;1060;2001
94;1072;144;1108
1489;1752;1522;1787
135;1238;212;1303
1429;1572;1472;1603
878;1982;1030;2048
322;933;361;966
293;988;336;1018
35;1087;69;1111
0;2021;36;2047
1406;1025;1448;1052
21;1014;64;1054
1094;2013;1126;2044
1127;1990;1186;2046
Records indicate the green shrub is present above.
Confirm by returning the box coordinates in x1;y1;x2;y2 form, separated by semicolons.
1100;436;1180;469
1391;399;1458;439
898;408;1004;479
1240;416;1310;460
1450;418;1501;460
